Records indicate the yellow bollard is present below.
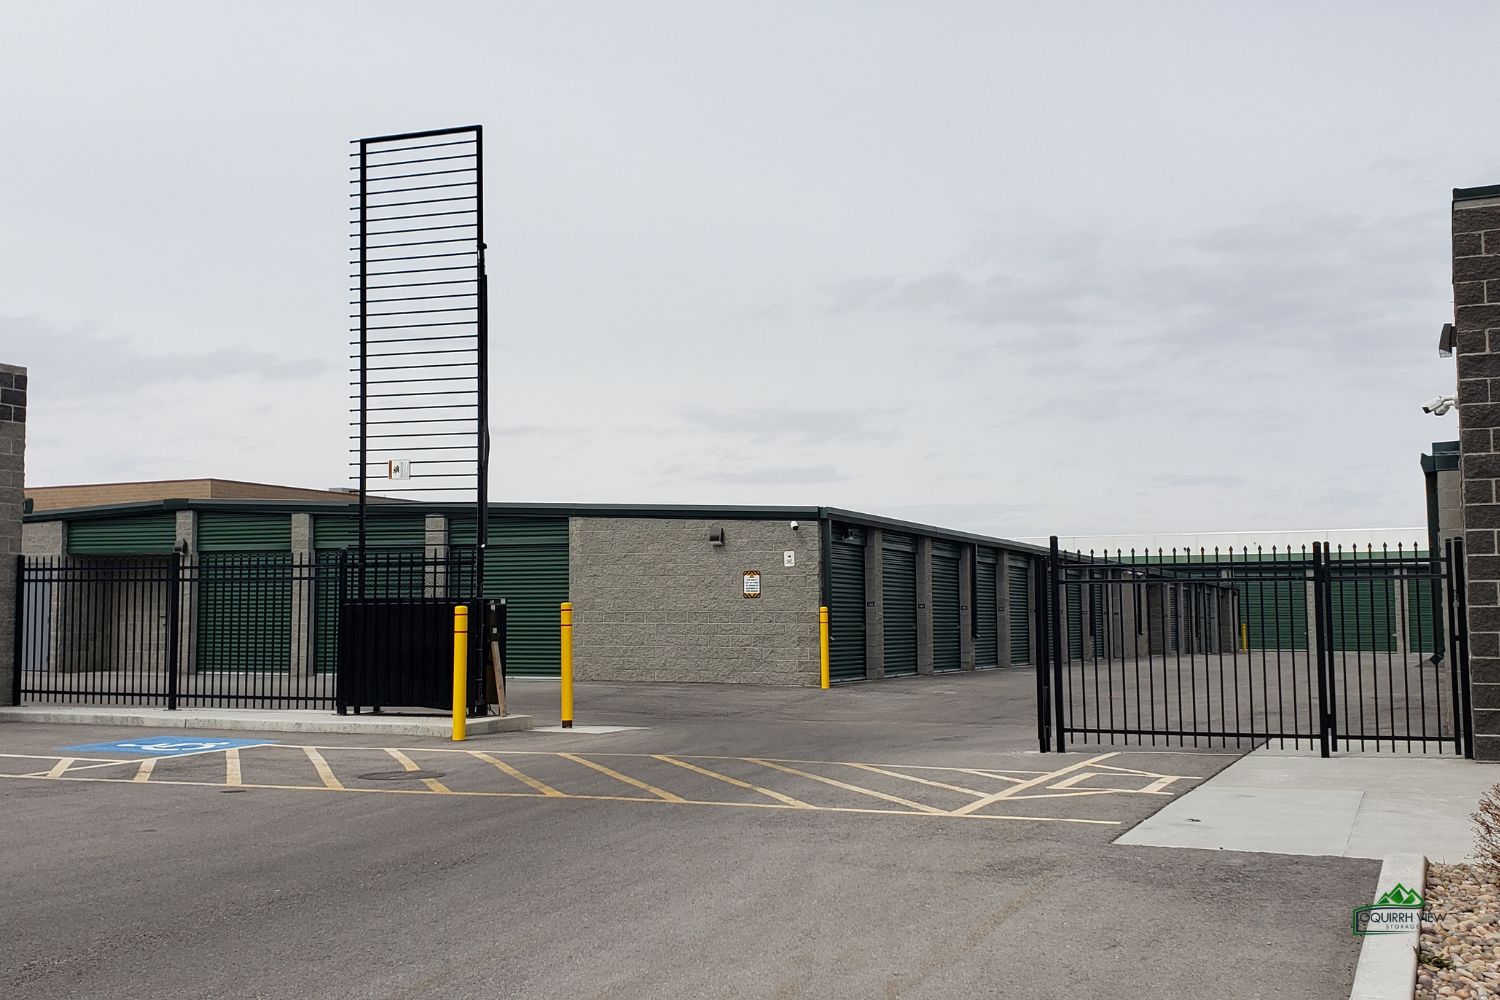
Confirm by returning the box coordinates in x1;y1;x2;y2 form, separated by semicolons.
1240;622;1249;653
452;604;468;742
560;602;574;728
818;606;830;689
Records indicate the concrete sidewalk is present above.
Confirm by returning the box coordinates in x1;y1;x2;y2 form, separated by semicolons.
0;705;534;737
1117;747;1499;861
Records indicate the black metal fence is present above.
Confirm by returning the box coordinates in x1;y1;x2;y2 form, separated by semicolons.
1037;538;1472;757
14;549;504;713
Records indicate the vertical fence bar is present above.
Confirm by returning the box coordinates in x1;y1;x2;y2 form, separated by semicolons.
1048;538;1066;753
1452;538;1473;758
164;552;181;711
1311;542;1331;758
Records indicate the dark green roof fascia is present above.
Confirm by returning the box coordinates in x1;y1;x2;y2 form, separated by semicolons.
1455;184;1500;203
24;497;1046;556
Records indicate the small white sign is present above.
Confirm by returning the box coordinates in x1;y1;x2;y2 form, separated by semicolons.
743;570;761;598
388;459;411;480
783;551;795;567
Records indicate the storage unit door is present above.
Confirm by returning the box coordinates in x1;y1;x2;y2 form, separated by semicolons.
196;553;293;672
66;513;178;554
1066;585;1083;659
312;513;428;673
931;542;961;672
1008;561;1032;665
829;535;867;681
449;516;569;677
1330;574;1397;652
882;537;919;677
974;551;998;667
1237;571;1310;651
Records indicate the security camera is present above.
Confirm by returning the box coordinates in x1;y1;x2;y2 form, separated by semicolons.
1422;394;1457;416
789;520;799;531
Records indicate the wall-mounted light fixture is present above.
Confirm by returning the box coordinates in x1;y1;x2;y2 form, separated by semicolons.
1439;322;1456;357
709;527;726;547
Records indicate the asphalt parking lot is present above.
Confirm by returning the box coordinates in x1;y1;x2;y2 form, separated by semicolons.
1;668;1374;999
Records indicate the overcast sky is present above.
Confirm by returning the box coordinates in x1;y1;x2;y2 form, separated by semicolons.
2;2;1495;539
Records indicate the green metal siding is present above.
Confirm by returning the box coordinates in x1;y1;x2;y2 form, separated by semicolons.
1237;575;1309;651
1008;562;1031;664
1330;575;1397;652
449;516;569;677
931;542;961;671
1407;573;1439;654
196;554;292;672
197;513;291;552
1066;586;1083;659
829;534;867;681
975;551;998;667
66;514;177;554
882;537;918;677
314;514;426;549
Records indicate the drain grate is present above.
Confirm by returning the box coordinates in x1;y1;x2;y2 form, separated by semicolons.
357;770;447;782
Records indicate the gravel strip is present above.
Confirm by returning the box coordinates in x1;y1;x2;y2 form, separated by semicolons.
1417;863;1500;999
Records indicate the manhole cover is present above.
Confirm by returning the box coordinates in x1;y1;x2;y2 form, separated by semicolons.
357;770;446;782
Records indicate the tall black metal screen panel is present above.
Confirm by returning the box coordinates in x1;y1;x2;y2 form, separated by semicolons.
351;126;488;597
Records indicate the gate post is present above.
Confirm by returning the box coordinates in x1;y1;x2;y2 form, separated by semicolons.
1451;538;1475;758
1048;537;1066;753
1311;542;1331;757
165;551;182;712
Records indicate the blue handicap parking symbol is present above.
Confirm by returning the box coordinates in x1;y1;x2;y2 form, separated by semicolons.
61;736;276;757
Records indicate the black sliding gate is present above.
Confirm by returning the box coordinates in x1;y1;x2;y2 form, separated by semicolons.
14;549;502;713
1036;537;1473;757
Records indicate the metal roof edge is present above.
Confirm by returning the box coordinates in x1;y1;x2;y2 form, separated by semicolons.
818;506;1047;556
1455;183;1500;203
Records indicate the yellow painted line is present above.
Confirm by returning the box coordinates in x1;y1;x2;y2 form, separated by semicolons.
944;768;1033;785
559;753;683;802
132;759;156;783
747;758;946;814
42;757;77;779
653;754;814;809
303;747;345;790
1048;771;1098;790
1140;775;1183;794
225;749;242;787
385;749;452;794
0;772;1122;824
0;753;130;764
840;762;991;798
470;752;564;796
949;752;1119;816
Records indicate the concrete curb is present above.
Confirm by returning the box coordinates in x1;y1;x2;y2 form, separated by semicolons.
1349;853;1428;1000
0;706;534;738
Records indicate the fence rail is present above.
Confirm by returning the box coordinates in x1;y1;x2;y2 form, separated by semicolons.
15;549;503;712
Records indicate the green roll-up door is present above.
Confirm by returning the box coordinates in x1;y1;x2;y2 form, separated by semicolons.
314;513;427;549
975;550;998;667
66;513;177;554
931;542;961;671
1066;585;1083;659
882;535;918;677
449;516;569;676
196;553;293;672
1407;563;1439;654
197;513;292;551
829;528;867;681
1008;561;1031;664
1330;572;1397;652
1237;571;1310;651
1089;584;1106;656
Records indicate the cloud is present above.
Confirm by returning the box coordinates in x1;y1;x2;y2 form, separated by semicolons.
663;462;849;486
675;404;896;446
2;314;328;398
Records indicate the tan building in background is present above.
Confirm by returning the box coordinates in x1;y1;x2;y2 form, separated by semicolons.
26;479;357;512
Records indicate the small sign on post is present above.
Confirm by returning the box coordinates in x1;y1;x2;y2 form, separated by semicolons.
742;570;761;598
387;459;411;480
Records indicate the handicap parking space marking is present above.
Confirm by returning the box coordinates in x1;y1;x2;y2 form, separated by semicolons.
60;736;277;758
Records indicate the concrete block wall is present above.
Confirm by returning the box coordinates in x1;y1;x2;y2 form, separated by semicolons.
1454;187;1500;759
569;517;822;686
0;363;24;704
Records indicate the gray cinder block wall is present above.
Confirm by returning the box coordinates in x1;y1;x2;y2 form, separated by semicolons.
569;517;822;685
0;364;25;705
1453;185;1500;760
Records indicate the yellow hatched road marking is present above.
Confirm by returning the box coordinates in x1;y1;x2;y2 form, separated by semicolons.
470;752;563;796
1048;771;1098;790
385;749;451;794
559;753;684;802
0;772;1121;824
303;747;345;790
43;757;77;779
132;759;156;783
840;762;990;798
225;749;242;787
949;752;1118;816
747;758;946;814
653;755;813;809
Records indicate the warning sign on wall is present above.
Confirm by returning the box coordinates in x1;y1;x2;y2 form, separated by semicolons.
742;570;761;598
